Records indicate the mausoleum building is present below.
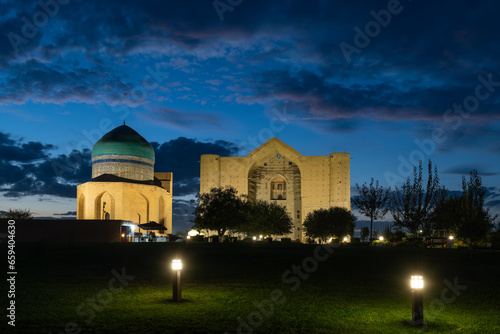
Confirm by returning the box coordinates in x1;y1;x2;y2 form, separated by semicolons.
77;124;172;233
200;138;350;241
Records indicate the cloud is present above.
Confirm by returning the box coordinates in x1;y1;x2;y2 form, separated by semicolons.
142;107;224;132
443;165;499;177
0;59;136;106
152;137;239;196
2;0;500;139
172;198;196;232
0;131;91;198
54;211;77;216
205;79;223;86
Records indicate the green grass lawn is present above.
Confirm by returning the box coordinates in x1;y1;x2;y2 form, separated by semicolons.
4;242;500;333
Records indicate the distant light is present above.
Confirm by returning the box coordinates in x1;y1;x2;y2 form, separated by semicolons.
328;238;333;243
379;236;384;241
186;235;191;239
252;236;257;240
259;235;263;239
121;233;125;237
172;259;182;271
448;236;454;240
411;275;424;289
419;230;423;233
188;230;199;237
343;237;348;242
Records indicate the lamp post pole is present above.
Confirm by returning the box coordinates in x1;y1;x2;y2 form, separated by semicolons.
411;275;424;326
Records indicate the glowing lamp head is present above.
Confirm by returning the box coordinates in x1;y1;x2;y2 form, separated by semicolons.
379;236;384;241
172;259;182;271
411;275;424;289
449;236;454;240
121;233;125;237
252;236;256;240
343;237;348;242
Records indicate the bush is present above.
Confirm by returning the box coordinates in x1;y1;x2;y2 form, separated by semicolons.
351;237;360;243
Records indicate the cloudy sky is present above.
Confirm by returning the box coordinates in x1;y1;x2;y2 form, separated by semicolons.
1;0;499;232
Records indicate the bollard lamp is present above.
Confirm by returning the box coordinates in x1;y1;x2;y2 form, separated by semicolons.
171;259;182;302
410;275;424;326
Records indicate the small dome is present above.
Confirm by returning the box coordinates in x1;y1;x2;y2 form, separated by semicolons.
91;125;155;181
92;125;155;161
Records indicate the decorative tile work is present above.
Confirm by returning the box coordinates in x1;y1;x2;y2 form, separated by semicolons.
92;154;154;181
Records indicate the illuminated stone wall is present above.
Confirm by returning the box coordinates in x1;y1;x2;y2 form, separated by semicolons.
76;180;172;234
200;138;350;242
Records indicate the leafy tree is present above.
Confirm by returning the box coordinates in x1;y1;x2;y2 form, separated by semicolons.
352;178;391;245
0;209;34;219
360;226;370;242
382;225;393;241
193;187;246;241
243;200;293;237
456;170;497;248
432;193;461;232
303;207;356;243
390;160;443;237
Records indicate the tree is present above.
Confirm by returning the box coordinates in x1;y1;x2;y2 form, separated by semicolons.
243;200;293;237
390;160;443;237
360;226;370;242
382;225;393;242
303;207;356;243
0;209;34;219
456;170;497;248
193;187;246;241
352;178;391;246
432;193;461;232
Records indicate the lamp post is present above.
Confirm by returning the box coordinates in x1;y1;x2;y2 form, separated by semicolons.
411;275;424;326
171;259;182;302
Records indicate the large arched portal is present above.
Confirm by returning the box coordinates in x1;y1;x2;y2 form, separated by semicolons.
248;153;302;240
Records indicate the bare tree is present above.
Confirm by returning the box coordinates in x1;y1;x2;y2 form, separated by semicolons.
390;160;442;237
352;178;391;246
457;170;497;248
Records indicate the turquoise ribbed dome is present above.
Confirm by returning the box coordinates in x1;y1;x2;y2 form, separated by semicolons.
91;125;155;161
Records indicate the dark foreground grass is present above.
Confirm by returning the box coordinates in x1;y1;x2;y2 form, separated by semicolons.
3;242;500;333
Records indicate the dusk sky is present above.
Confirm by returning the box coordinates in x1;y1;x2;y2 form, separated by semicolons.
1;0;499;232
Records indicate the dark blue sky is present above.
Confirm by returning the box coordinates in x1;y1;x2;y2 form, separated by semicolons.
1;0;499;231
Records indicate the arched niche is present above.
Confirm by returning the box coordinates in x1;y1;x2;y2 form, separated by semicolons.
94;191;115;220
